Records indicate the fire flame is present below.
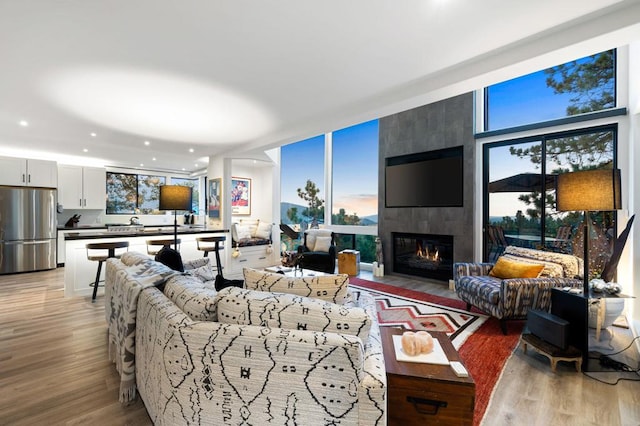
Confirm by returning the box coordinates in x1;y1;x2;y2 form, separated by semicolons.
416;244;440;262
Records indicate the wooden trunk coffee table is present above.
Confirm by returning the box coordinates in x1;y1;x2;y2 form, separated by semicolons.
381;327;475;425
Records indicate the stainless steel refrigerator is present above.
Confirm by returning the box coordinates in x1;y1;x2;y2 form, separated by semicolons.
0;186;57;274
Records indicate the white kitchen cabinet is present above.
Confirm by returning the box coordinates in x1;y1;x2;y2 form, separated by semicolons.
58;165;106;210
0;156;57;187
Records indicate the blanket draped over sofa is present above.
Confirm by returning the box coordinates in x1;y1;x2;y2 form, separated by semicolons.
105;253;181;402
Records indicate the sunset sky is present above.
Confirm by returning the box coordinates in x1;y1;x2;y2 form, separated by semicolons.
281;120;379;220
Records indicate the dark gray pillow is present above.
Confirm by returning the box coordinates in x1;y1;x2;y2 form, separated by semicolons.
155;246;184;272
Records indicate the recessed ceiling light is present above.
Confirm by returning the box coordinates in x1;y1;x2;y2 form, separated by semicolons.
182;168;186;171
144;140;150;146
19;120;28;127
83;148;89;152
189;148;194;153
152;157;156;161
194;163;198;167
90;132;97;137
140;163;144;167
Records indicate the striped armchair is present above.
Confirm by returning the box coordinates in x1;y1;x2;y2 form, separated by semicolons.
454;246;583;334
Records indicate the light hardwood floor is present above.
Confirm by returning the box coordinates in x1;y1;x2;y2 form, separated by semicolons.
1;267;638;425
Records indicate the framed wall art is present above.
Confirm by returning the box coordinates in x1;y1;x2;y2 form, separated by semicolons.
231;177;251;215
208;178;221;218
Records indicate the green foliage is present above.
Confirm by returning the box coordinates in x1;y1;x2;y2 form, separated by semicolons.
173;178;199;213
356;235;376;263
506;50;615;221
544;50;614;115
297;179;324;221
287;206;300;224
509;132;614;175
332;208;361;225
106;172;137;214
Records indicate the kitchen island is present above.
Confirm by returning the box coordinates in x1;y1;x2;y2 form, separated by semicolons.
63;226;228;298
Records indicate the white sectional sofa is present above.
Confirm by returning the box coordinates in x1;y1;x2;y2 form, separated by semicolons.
105;252;387;425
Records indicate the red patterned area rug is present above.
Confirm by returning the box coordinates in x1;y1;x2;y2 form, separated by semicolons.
349;277;523;426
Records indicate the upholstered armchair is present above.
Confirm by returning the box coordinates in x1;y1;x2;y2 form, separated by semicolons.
454;246;583;334
297;229;337;273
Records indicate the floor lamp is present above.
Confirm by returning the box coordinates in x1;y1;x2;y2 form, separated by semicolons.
159;185;193;251
556;169;622;296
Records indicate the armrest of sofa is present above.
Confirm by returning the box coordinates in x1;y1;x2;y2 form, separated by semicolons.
348;289;387;424
453;262;494;280
499;277;583;317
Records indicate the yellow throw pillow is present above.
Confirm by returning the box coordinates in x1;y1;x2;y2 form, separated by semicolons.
489;257;545;279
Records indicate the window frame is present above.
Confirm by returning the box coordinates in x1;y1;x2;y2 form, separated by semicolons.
106;171;167;215
482;123;619;261
482;49;618;134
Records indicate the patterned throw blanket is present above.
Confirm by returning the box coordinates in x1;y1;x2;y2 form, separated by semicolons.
106;260;180;403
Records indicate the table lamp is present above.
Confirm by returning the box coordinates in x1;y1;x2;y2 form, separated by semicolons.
556;169;622;296
159;185;193;251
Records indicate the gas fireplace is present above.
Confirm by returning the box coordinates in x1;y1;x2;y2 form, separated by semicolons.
392;232;454;281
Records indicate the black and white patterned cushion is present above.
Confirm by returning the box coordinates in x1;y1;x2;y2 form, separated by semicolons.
216;287;372;340
163;275;218;321
243;268;349;304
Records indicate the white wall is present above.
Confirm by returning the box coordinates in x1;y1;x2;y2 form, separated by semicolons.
230;161;275;223
628;41;640;333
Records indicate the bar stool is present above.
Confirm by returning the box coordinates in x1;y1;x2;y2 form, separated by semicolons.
146;238;181;255
86;241;129;302
196;236;225;274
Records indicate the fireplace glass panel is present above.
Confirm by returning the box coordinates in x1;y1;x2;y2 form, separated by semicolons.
392;232;454;281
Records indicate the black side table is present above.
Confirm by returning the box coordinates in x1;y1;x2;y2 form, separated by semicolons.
550;288;634;372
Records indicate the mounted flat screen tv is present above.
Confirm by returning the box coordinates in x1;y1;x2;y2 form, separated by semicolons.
385;146;463;208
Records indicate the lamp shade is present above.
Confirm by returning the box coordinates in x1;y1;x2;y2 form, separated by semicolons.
159;185;192;211
556;169;621;212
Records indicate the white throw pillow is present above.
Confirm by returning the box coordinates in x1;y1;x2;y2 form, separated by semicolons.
305;229;333;251
255;221;272;240
313;236;332;252
234;224;252;240
240;219;260;238
243;267;349;304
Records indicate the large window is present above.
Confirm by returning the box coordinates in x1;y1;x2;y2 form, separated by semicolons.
171;177;200;214
280;121;379;262
331;120;378;227
484;125;617;279
106;172;166;214
485;49;615;130
483;48;619;280
280;135;325;230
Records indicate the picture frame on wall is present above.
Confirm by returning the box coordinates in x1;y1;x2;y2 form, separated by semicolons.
231;177;251;215
208;178;221;218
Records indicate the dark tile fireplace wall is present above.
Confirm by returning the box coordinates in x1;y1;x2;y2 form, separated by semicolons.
378;93;475;279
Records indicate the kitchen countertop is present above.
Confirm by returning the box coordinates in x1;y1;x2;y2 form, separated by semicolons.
58;225;108;230
63;226;228;240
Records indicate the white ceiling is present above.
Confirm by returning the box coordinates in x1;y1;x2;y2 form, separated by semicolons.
0;0;639;174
